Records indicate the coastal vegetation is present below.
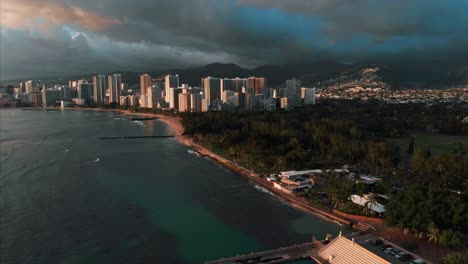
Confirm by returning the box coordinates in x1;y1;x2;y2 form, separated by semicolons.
180;100;468;247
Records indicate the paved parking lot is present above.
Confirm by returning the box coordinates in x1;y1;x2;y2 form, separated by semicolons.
357;236;426;264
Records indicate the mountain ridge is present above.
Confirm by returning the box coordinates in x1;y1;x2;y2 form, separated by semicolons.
2;62;468;89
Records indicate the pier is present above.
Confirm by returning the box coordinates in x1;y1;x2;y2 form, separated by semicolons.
205;241;324;264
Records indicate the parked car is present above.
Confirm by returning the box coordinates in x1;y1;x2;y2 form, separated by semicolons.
379;244;388;251
369;239;383;246
410;259;425;264
384;247;394;254
398;253;413;262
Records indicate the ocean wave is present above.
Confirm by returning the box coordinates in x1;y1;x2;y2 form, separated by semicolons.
253;184;274;196
186;149;201;157
131;120;144;125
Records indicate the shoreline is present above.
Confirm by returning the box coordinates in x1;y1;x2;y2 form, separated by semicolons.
21;106;356;228
13;107;446;262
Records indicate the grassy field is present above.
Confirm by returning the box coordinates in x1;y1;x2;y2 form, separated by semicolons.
387;132;468;157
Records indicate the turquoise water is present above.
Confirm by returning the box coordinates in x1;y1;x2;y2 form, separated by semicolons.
0;109;348;263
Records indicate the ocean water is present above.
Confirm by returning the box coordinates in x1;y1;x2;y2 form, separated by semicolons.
0;109;347;264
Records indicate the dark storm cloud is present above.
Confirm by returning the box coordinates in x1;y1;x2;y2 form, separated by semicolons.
1;0;467;80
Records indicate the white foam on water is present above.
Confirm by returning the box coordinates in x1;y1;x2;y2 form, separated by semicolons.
253;184;274;196
186;149;201;157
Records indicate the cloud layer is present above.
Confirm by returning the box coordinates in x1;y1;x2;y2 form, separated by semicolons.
1;0;467;80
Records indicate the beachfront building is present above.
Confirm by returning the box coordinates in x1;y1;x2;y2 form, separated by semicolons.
349;194;385;214
165;74;179;103
93;75;107;104
108;74;122;104
315;232;391;264
202;76;221;108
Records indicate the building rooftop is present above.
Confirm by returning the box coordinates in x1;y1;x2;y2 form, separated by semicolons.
317;233;391;264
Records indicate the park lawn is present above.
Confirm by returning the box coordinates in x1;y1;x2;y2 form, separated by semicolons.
387;132;468;157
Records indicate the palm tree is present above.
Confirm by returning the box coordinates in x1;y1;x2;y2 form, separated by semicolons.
427;222;440;244
362;202;371;216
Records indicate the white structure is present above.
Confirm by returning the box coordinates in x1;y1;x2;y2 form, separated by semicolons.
165;74;179;103
25;80;33;93
280;170;323;178
178;92;191;112
350;194;385;214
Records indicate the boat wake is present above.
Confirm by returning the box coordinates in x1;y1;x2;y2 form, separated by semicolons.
88;158;100;163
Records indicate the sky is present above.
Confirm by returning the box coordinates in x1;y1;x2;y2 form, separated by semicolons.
1;0;468;80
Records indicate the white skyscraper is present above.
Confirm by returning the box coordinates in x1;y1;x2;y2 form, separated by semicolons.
165;74;179;103
93;75;106;104
108;74;121;104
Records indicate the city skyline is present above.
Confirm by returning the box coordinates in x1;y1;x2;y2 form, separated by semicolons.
1;0;468;80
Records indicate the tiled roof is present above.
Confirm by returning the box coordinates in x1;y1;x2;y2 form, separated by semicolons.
318;233;391;264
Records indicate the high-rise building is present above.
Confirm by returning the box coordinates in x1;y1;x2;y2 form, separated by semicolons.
140;74;151;97
221;78;247;93
60;86;72;100
178;92;191;112
93;75;106;104
286;78;302;107
165;74;179;103
78;83;94;100
190;93;203;112
202;77;221;108
247;77;267;95
168;88;182;109
147;83;162;108
42;89;61;107
108;74;121;104
301;87;316;105
280;97;289;109
19;82;25;93
25;80;33;93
